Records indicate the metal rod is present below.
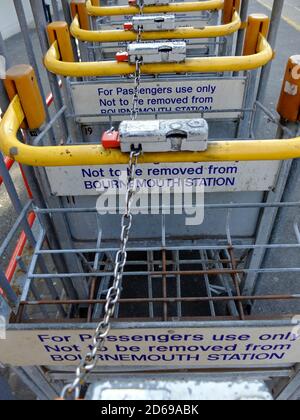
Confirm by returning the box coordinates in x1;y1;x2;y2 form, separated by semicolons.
0;155;37;248
235;0;249;57
51;0;60;21
13;0;56;145
228;247;245;321
0;201;33;258
34;201;300;214
26;264;300;280
20;294;300;307
33;243;300;256
32;106;67;146
0;31;11;68
254;0;284;131
147;251;154;318
174;250;182;318
0;269;18;310
20;165;78;300
162;249;168;321
29;0;69;139
200;250;216;317
61;0;79;61
20;229;66;317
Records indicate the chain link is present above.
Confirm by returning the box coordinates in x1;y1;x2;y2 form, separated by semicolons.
61;150;140;400
60;16;144;401
131;58;142;121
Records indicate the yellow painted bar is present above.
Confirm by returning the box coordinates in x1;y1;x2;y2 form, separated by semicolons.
86;0;224;16
243;14;270;56
2;96;300;168
70;11;241;42
223;0;240;24
44;35;273;78
4;65;46;130
47;22;75;62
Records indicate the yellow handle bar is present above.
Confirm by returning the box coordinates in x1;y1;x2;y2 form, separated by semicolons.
44;34;273;78
1;96;300;168
70;11;241;43
86;0;224;16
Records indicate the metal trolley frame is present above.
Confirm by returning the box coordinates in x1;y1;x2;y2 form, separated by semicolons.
1;0;300;400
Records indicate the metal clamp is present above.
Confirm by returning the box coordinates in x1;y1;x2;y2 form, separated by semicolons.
117;119;209;152
124;15;176;32
116;41;187;64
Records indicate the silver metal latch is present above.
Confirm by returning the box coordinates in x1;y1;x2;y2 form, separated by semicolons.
129;0;170;7
118;119;209;153
117;41;186;64
124;15;176;32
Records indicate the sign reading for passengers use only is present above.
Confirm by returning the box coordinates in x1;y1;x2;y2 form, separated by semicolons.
0;324;300;367
46;161;281;196
71;79;246;122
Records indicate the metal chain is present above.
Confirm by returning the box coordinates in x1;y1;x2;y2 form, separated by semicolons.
138;0;144;15
131;57;142;121
60;21;144;402
61;150;140;400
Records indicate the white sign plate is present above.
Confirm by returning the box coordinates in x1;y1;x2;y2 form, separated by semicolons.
46;161;280;196
71;79;246;122
1;325;300;367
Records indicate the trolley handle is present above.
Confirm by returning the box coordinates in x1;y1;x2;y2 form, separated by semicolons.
1;95;300;168
85;0;225;17
69;10;242;43
44;33;273;78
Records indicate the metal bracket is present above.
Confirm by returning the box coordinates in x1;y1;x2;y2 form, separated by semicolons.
124;15;176;32
116;41;187;64
118;119;209;153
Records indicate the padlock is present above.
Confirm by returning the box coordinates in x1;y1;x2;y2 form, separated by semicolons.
128;0;170;7
101;130;120;149
115;119;209;153
116;41;186;64
124;15;176;32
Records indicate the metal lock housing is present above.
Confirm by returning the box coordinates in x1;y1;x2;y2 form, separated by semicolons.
119;119;209;153
127;41;186;64
127;15;176;32
129;0;170;7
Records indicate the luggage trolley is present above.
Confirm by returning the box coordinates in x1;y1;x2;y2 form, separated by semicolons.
0;0;300;401
70;0;241;60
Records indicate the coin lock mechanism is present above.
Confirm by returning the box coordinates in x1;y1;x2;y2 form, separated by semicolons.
102;119;209;153
116;41;187;64
128;0;170;6
124;15;176;32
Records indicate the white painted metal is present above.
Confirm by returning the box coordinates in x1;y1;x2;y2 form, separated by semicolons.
119;119;208;152
71;79;247;123
1;323;300;368
46;161;281;196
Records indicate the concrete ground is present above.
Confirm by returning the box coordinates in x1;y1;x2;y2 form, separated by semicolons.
0;0;300;400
